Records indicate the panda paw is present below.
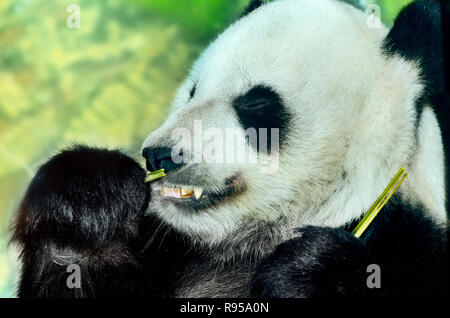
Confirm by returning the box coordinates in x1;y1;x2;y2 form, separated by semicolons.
250;226;376;297
12;146;152;297
13;145;149;250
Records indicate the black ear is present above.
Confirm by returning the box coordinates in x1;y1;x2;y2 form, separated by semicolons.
242;0;264;17
384;1;450;213
441;0;450;93
383;0;445;96
339;0;364;10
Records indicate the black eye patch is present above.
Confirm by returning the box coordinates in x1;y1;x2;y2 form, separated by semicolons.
232;85;291;152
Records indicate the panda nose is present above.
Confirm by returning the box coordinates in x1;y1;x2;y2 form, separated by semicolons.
142;147;184;173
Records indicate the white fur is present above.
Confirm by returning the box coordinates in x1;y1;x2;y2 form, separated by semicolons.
401;105;446;224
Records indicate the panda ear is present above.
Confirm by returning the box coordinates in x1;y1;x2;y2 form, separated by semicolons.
383;0;445;96
242;0;264;17
339;0;364;10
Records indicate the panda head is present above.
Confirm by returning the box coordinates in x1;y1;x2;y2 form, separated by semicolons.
142;0;446;245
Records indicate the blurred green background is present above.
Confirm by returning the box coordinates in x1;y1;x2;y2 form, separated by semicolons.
0;0;411;297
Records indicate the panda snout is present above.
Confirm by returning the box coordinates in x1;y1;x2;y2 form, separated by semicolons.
142;146;185;173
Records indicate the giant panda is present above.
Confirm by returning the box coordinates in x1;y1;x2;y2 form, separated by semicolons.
12;0;449;298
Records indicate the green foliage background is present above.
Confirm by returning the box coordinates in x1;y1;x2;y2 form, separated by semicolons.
0;0;411;297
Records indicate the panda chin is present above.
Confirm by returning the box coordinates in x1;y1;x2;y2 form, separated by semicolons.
152;174;246;212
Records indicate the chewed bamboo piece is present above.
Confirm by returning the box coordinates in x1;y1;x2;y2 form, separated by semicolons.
145;169;166;183
352;168;408;238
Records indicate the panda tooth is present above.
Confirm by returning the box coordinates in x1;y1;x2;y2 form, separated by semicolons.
194;187;203;199
180;188;194;197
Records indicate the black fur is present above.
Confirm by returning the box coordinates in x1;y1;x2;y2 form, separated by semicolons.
138;214;195;297
383;0;445;125
233;85;292;152
12;146;192;297
442;0;450;93
13;146;148;249
251;195;448;298
433;0;450;214
242;0;264;17
250;226;372;297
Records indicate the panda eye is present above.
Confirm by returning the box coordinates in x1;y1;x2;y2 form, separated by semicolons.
233;86;280;110
189;84;197;100
232;85;291;152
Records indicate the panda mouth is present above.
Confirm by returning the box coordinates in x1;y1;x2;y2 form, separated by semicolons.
155;175;246;211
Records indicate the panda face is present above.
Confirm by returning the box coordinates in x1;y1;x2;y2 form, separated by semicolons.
142;0;425;243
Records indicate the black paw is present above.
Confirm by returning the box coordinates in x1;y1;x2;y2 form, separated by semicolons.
250;226;375;297
12;146;151;297
13;145;149;250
